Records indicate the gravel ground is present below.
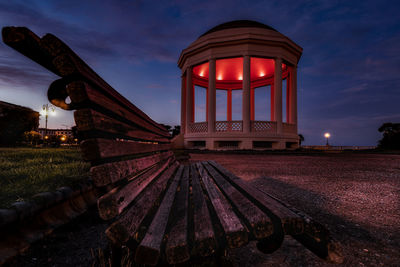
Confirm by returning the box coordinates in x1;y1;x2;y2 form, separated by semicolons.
7;152;400;266
191;152;400;266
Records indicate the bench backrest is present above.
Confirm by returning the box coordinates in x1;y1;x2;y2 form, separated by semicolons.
2;26;176;216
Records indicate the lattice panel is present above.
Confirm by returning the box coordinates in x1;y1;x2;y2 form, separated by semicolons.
251;121;276;132
215;121;243;132
189;122;208;133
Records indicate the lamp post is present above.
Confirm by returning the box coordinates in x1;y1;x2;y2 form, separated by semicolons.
324;132;331;146
41;104;55;137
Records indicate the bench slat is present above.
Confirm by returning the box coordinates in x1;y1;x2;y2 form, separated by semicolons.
74;108;170;143
135;166;184;266
90;151;173;186
97;157;174;220
190;165;217;257
69;82;170;138
2;27;60;76
255;189;344;263
2;27;170;137
40;32;168;133
196;163;248;249
42;34;168;130
81;138;171;161
105;162;179;245
202;162;273;239
165;166;190;264
208;161;303;235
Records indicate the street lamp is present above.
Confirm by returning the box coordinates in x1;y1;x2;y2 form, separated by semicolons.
41;104;56;137
324;132;331;146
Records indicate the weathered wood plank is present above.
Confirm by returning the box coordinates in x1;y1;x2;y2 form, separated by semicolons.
208;161;303;235
81;138;171;161
90;151;173;186
293;227;343;263
135;166;184;266
3;27;169;135
68;82;170;138
262;194;344;263
190;164;217;258
2;27;59;75
74;108;170;143
40;34;168;131
105;162;179;246
165;166;190;264
98;158;174;220
202;162;273;239
196;163;248;249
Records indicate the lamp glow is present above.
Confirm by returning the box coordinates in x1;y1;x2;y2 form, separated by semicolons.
324;132;331;146
41;104;56;141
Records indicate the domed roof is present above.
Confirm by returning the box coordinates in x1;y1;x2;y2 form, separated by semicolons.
200;20;277;37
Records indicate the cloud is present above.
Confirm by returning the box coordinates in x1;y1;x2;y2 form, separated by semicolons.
341;83;368;93
0;57;57;90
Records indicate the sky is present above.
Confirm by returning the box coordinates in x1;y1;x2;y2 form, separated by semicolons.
0;0;399;146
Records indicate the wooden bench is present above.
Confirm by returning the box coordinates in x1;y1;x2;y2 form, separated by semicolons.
2;27;343;265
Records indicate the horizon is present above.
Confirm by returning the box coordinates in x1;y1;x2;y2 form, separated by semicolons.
1;1;399;146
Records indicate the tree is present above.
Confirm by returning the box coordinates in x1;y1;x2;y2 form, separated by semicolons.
160;124;172;132
0;102;39;146
298;134;305;146
160;124;180;138
378;122;400;149
172;125;181;138
24;131;41;146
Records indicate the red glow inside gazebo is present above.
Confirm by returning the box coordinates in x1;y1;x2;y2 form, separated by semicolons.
193;57;286;82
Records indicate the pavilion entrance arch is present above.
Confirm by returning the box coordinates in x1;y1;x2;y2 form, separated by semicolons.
177;20;302;150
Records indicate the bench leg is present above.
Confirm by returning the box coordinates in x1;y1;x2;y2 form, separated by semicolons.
292;233;343;263
256;224;284;254
217;252;234;267
110;244;122;267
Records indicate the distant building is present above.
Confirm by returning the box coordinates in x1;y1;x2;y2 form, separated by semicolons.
0;101;39;145
38;128;73;139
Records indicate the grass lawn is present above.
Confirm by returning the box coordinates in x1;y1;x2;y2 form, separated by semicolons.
0;147;90;208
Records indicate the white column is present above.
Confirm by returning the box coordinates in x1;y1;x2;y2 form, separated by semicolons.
242;55;251;133
290;65;298;128
185;66;193;134
274;57;283;134
180;75;186;134
208;59;216;133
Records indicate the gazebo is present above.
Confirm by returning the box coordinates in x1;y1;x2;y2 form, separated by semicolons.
177;20;302;150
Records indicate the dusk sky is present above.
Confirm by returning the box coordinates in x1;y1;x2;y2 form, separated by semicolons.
0;0;399;146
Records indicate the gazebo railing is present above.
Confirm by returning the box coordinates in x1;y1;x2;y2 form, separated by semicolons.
215;120;243;132
251;121;277;133
189;122;208;133
188;121;295;134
